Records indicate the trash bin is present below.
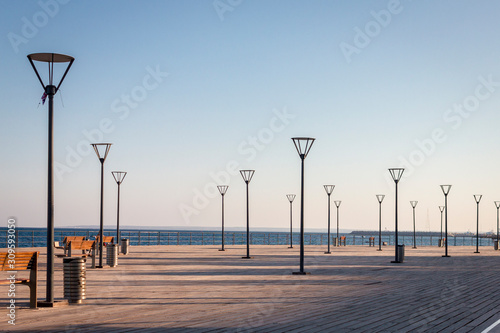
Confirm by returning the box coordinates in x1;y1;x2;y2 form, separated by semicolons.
494;240;499;250
397;244;405;263
106;243;118;267
63;257;86;304
121;238;129;255
332;237;338;247
438;239;444;247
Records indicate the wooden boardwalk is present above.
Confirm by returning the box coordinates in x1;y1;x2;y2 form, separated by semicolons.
2;245;500;332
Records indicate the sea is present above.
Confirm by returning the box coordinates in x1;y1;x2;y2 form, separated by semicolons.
0;227;496;248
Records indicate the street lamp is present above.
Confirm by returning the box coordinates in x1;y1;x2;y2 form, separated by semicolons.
323;185;335;254
291;137;315;275
389;168;404;263
111;171;127;254
474;195;482;254
441;185;452;257
240;170;254;259
495;201;500;250
439;206;445;247
334;200;342;247
27;52;74;306
286;194;296;248
217;185;228;251
410;201;418;249
92;143;112;268
376;195;385;251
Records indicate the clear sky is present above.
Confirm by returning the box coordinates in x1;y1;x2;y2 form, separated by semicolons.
2;0;500;234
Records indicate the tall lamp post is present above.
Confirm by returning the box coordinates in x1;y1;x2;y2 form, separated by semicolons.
441;185;452;257
217;185;228;251
323;185;335;254
92;143;112;268
439;206;444;247
111;171;127;254
28;52;74;306
291;137;315;275
495;201;500;250
410;201;418;249
376;195;385;251
389;168;404;263
474;195;482;254
286;194;296;248
240;170;254;259
334;200;342;246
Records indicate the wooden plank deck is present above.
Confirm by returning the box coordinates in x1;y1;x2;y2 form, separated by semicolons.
1;245;500;332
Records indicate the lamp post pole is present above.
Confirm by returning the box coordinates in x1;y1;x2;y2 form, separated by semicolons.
240;170;254;259
112;172;127;254
27;53;74;306
92;144;112;268
495;201;500;250
334;200;341;247
474;195;482;254
286;194;296;248
410;201;418;249
376;195;385;251
439;206;444;247
389;168;404;263
324;186;335;254
217;186;228;251
441;185;452;257
291;137;315;275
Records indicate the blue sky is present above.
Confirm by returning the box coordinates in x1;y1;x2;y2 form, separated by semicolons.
2;0;500;234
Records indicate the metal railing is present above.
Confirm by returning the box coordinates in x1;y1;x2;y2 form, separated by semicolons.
0;228;496;248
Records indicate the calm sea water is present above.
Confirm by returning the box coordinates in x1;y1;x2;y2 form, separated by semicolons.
0;227;495;248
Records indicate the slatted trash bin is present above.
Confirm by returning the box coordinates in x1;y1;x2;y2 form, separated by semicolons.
106;243;118;267
63;257;86;304
121;238;129;255
494;240;499;251
397;244;405;263
333;237;339;247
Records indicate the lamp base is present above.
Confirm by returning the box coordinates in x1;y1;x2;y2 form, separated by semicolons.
442;255;451;257
37;299;69;308
474;251;480;254
218;249;225;251
292;271;310;275
324;252;331;254
288;246;293;248
377;249;383;251
241;256;253;259
390;261;403;264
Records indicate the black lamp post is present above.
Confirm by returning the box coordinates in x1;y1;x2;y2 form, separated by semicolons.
27;52;74;306
323;185;335;254
474;195;482;254
410;201;418;249
217;185;228;251
240;170;254;259
291;137;315;275
92;143;112;268
495;201;500;250
441;185;452;257
439;206;444;247
389;168;404;263
376;195;385;251
286;194;296;248
334;200;342;247
111;171;127;254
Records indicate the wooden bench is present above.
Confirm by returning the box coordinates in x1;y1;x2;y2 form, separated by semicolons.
55;236;86;256
95;236;114;245
340;236;347;246
0;252;38;308
368;237;375;247
67;240;96;268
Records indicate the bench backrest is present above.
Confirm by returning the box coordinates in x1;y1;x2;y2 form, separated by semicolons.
0;252;39;271
63;236;86;244
68;240;95;250
95;236;114;244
